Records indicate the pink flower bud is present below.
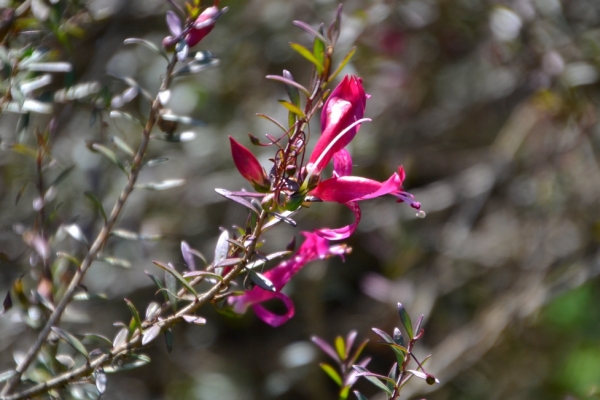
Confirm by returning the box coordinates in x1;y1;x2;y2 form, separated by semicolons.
229;136;270;192
185;6;220;47
307;75;367;175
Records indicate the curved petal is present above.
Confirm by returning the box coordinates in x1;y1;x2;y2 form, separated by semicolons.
316;202;361;240
252;292;295;327
311;171;403;204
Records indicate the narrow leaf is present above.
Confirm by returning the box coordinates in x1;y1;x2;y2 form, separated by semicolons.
153;261;197;296
110;135;135;156
141;325;161;346
145;271;170;305
104;354;150;373
0;370;17;384
335;336;346;360
90;143;128;175
51;327;89;360
246;270;276;292
215;189;259;214
311;335;340;363
328;47;356;84
372;327;394;344
278;99;306;118
182;315;207;324
290;42;323;73
84;191;107;223
266;74;310;96
292;20;330;45
256;113;287;133
1;292;12;315
353;391;368;400
164;329;174;353
135;179;186;190
398;303;414;339
124;298;143;334
319;363;342;386
124;38;169;61
95;368;107;394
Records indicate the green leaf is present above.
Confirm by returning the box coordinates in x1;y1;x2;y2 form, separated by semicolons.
386;363;398;393
328;47;356;84
124;298;143;334
320;363;342;386
313;30;325;66
372;327;394;344
335;335;346;360
82;333;113;347
339;385;351;400
89;143;128;176
51;327;89;361
50;165;75;187
10;143;37;158
397;303;414;339
153;261;198;297
84;191;107;224
165;271;178;312
278;100;306;118
290;42;323;73
245;251;292;270
353;366;394;394
99;257;132;269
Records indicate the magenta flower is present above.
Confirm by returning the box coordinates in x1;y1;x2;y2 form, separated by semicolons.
229;136;270;192
185;6;221;47
307;75;368;176
229;232;348;327
309;144;422;241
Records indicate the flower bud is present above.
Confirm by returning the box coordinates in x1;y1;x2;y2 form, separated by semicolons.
185;6;224;47
229;136;270;192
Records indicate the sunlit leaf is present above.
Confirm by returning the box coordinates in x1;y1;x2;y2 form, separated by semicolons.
141;325;161;346
99;257;132;269
95;367;107;394
124;38;169;61
335;336;346;360
278;100;306;118
290;42;323;73
247;270;275;292
398;303;413;339
182;315;207;325
353;366;394;395
62;224;88;246
320;363;342;386
104;354;150;373
328;47;356;84
112;327;129;350
0;370;17;384
124;298;143;334
292;20;330;45
215;189;259;215
109;110;145;127
154;261;198;298
266;73;310;97
353;390;368;400
135;179;185;190
110;135;135;157
89;143;128;175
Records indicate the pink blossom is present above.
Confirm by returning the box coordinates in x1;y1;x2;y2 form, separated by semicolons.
307;75;367;175
185;6;220;47
309;149;422;240
229;136;270;192
229;232;348;327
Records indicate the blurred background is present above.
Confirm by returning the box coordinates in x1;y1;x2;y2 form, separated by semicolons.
2;0;600;399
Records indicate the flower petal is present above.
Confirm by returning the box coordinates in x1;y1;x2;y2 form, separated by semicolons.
311;171;403;204
315;202;361;240
252;292;295;327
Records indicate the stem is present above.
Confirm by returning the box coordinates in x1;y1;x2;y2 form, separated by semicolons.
0;53;179;398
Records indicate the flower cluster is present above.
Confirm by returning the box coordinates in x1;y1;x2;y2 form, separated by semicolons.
228;74;423;326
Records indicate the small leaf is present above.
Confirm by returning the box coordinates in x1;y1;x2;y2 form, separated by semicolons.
414;314;425;335
90;143;128;175
352;366;394;395
215;257;242;268
176;40;189;61
393;327;404;346
84;191;107;224
346;330;358;358
255;113;287;133
292;20;330;45
166;10;182;35
215;189;259;215
335;336;346;360
398;303;414;339
141;325;161;346
51;327;89;361
247;270;276;292
320;363;342;386
181;241;196;271
110;135;135;156
278;100;306;118
153;261;198;297
290;42;323;73
164;270;178;312
386;363;397;393
164;329;174;353
182;315;207;325
124;38;169;61
311;335;340;363
109;110;145;127
145;302;161;321
328;4;343;45
313;29;325;66
135;179;186;190
182;271;223;281
372;327;394;344
95;367;107;394
99;257;132;269
124;298;143;334
340;385;351;400
213;230;230;275
145;271;169;305
266;73;310;97
158;113;205;126
328;47;356;84
82;334;113;347
50;165;75;187
112;327;129;349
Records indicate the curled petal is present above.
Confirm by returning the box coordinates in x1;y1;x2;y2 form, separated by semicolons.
252;292;295;327
311;171;403;204
316;202;360;240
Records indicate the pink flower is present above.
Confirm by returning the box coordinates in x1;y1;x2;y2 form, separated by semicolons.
229;232;348;327
185;6;221;47
309;150;422;240
229;136;270;192
307;75;367;176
